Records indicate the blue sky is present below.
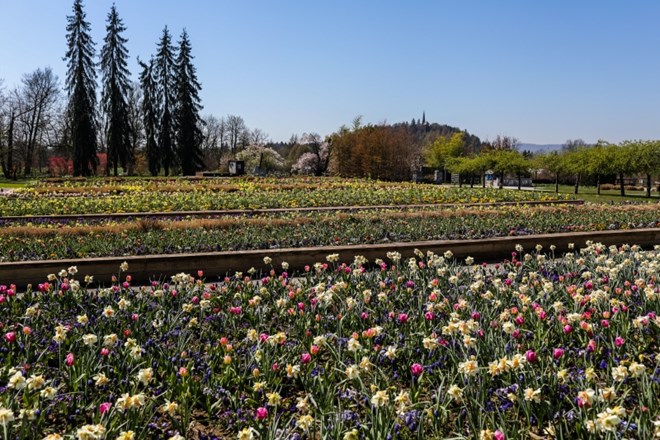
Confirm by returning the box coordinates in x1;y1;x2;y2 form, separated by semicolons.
2;0;660;144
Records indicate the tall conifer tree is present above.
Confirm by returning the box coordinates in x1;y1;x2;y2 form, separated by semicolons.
175;29;204;175
139;57;160;176
65;0;98;176
100;4;132;176
154;27;176;175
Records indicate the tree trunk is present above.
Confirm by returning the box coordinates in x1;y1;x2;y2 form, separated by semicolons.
6;112;15;180
574;173;580;194
555;173;559;193
596;174;601;195
459;174;463;188
647;173;652;198
619;173;625;197
482;172;486;188
517;173;522;190
470;173;474;188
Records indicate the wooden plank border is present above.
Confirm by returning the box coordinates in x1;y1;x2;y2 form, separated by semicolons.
1;228;657;288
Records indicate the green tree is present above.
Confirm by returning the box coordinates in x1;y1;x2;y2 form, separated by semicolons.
562;148;589;194
424;132;465;182
583;141;612;195
537;151;564;193
610;142;636;197
138;57;159;176
502;150;530;190
154;26;177;175
487;150;528;189
65;0;98;176
174;29;204;176
629;140;660;198
100;4;132;176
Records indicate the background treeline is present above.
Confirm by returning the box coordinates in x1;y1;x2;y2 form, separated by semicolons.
439;138;660;198
1;2;658;185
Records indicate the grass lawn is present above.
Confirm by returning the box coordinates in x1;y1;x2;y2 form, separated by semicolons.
0;177;34;189
532;183;660;203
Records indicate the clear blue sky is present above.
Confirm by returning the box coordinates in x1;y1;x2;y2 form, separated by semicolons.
2;0;660;144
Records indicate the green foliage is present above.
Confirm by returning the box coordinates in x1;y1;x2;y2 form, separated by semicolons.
100;4;133;176
174;29;204;176
154;27;177;175
424;132;465;169
138;58;160;176
65;0;98;177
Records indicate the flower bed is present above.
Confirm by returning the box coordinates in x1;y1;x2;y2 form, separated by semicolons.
0;243;659;439
2;177;569;216
0;204;658;262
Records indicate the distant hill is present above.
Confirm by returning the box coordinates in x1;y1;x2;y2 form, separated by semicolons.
518;143;563;153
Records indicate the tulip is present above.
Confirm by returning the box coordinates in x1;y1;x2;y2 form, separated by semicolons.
525;350;537;363
410;363;424;376
4;332;16;343
255;407;268;420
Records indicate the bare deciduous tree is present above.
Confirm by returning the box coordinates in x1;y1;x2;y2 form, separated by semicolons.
200;114;226;169
1;69;60;178
490;135;519;151
225;114;246;153
249;128;269;147
125;82;143;174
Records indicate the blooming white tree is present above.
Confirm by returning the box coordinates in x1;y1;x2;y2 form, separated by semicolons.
291;133;331;175
235;145;284;174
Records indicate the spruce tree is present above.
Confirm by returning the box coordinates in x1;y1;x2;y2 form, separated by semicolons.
100;4;132;176
65;0;98;176
139;57;160;176
175;29;204;176
154;27;176;175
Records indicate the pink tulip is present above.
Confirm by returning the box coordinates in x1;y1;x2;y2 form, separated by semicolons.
301;353;312;364
65;353;75;366
4;332;16;343
255;406;268;420
525;350;537;363
615;336;625;347
553;348;565;359
99;402;112;414
410;363;424;376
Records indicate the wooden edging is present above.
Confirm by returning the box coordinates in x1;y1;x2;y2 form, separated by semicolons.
1;227;657;289
0;199;583;222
